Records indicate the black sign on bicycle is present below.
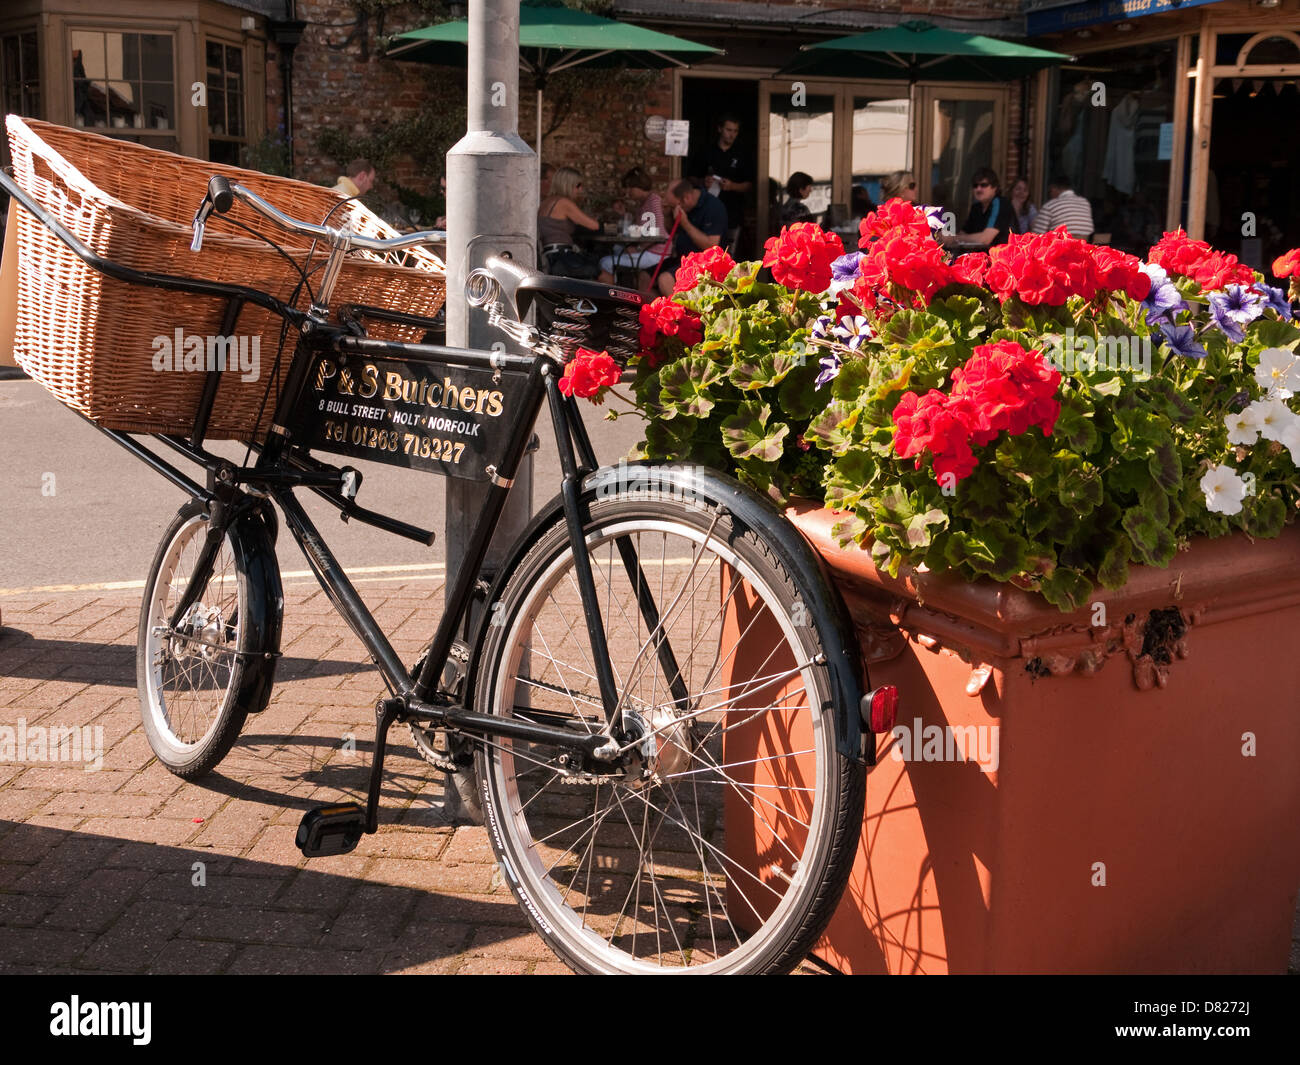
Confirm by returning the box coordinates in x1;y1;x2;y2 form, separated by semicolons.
295;353;529;482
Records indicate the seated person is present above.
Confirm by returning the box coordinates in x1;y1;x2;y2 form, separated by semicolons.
941;167;1013;250
538;166;602;278
598;166;668;289
779;172;815;226
1032;173;1095;239
655;179;729;296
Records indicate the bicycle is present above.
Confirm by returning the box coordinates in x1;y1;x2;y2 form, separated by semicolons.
3;168;898;974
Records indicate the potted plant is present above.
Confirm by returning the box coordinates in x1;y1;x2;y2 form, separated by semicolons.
588;210;1300;973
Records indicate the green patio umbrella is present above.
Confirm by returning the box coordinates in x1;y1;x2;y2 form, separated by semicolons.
780;20;1072;82
387;0;721;164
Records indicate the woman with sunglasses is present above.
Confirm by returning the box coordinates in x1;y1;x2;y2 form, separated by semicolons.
943;167;1013;250
880;170;918;204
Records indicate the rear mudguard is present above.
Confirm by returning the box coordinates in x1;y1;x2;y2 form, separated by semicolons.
465;463;871;763
223;501;284;714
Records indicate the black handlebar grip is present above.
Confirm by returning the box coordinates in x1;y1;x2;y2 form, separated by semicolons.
207;175;234;214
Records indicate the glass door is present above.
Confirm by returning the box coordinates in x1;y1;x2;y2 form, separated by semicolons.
764;86;837;237
917;86;1007;227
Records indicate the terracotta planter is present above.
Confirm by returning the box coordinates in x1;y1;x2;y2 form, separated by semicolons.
751;503;1300;973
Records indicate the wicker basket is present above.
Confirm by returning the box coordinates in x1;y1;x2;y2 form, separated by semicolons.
6;116;446;439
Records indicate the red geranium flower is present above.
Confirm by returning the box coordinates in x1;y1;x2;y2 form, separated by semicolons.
637;297;704;368
859;198;932;245
1149;230;1253;290
762;222;844;293
1090;246;1152;301
857;228;952;308
673;246;735;293
558;347;621;399
889;340;1061;483
986;229;1099;306
1274;247;1300;278
949;252;990;287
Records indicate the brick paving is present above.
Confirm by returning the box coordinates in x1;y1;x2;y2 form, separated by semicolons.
0;580;837;975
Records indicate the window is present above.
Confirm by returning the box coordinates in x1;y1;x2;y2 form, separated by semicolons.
2;29;41;118
1044;40;1177;256
205;40;246;166
70;30;176;149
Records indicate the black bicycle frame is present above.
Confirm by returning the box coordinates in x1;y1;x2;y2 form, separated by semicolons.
1;164;681;774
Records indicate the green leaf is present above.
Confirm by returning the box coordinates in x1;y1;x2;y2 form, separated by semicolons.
1146;439;1182;491
823;451;877;511
720;400;789;462
904;508;948;549
1247;492;1287;538
1057;454;1103;512
729;349;800;391
1122;505;1177;567
1038;567;1094;613
658;356;724;420
1053;398;1100;453
943;524;1030;581
1097;538;1131;590
806;400;861;454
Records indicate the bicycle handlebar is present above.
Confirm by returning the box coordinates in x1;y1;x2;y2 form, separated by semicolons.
190;175;446;256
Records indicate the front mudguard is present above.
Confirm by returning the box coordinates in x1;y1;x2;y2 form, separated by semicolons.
221;500;284;714
466;462;871;763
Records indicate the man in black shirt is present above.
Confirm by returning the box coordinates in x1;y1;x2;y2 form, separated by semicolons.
656;179;729;296
691;114;752;250
943;167;1013;249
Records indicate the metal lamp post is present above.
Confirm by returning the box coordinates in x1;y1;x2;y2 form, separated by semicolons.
444;0;537;590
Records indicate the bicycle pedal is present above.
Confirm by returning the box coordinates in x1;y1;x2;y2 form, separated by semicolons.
295;803;367;858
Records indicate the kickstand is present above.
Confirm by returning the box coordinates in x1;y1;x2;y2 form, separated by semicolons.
366;697;404;833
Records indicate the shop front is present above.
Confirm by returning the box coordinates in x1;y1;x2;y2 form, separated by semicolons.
1029;0;1300;272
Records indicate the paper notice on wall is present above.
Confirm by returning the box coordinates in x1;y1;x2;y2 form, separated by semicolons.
1158;122;1174;161
664;119;690;156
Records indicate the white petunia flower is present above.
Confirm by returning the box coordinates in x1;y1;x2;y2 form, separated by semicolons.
1254;347;1300;399
1224;408;1260;446
1281;418;1300;466
1200;464;1248;516
1244;397;1298;443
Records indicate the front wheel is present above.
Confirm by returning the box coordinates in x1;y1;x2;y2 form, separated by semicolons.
473;489;864;973
137;501;274;779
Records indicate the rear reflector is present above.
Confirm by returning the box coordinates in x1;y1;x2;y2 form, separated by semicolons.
864;685;899;734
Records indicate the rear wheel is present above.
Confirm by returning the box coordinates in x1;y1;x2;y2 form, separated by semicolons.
473;489;863;974
137;502;258;779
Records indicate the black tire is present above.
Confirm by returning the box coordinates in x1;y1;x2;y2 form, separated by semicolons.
473;487;864;974
136;501;263;780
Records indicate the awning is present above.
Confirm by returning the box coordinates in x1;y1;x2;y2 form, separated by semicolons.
1025;0;1228;37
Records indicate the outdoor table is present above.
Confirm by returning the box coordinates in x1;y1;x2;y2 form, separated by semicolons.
584;232;666;286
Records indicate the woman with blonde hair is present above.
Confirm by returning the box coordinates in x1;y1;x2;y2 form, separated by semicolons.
880;170;918;203
538;166;602;278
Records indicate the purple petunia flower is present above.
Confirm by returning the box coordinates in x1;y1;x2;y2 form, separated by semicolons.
1208;284;1264;342
1253;281;1294;321
1139;262;1185;325
815;352;842;388
1158;322;1208;359
830;252;863;283
923;205;947;235
832;314;873;351
809;313;834;341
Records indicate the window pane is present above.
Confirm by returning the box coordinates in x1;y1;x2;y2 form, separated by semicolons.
228;93;243;136
226;45;242;75
1045;40;1176;256
22;29;38;79
142;82;173;129
141;35;172;82
768;93;836;228
121;33;140;81
3;36;18;81
852;96;910;204
206;40;223;69
929;98;995;220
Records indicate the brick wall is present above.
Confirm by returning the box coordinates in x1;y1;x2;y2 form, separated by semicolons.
274;0;1031;214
